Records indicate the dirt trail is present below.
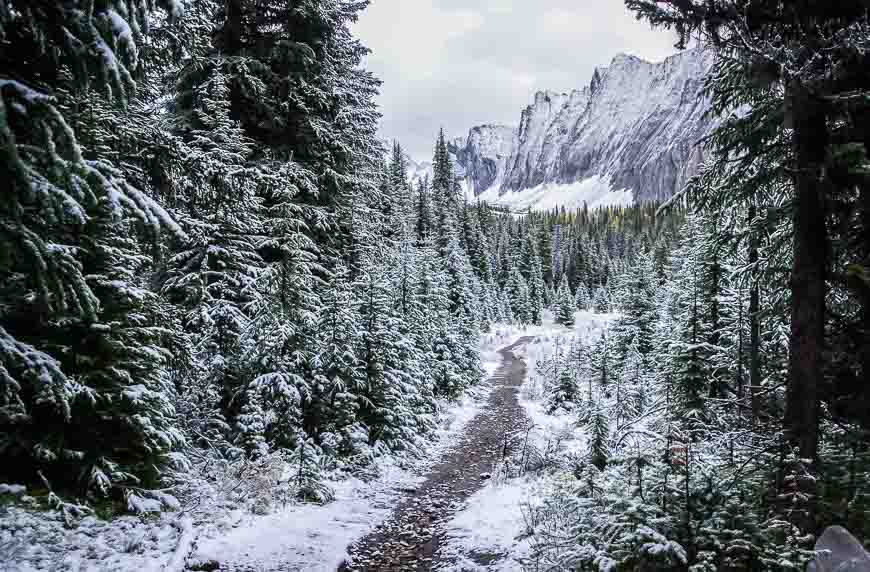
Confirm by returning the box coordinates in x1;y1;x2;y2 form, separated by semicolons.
338;337;534;572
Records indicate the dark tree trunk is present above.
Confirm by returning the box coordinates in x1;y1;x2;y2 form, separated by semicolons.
223;0;244;121
857;184;870;428
785;80;828;465
708;248;722;399
748;205;762;421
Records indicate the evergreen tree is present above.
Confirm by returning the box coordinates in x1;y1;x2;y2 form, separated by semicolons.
0;0;185;495
242;230;322;455
592;285;611;313
162;45;265;426
310;265;362;457
506;268;532;326
668;215;714;429
588;401;610;470
555;278;576;327
520;229;545;325
575;282;591;311
414;176;433;244
591;332;613;398
289;436;334;503
612;248;658;362
389;141;412;226
356;267;432;450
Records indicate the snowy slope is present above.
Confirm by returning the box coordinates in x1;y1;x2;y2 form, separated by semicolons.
475;177;633;212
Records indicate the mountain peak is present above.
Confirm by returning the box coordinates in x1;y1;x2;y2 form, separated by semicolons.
610;52;643;65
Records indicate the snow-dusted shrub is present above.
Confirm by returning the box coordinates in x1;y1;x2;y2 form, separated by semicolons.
522;466;685;572
250;454;287;515
172;448;293;519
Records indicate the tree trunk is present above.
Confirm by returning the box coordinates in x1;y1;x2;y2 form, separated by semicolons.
785;80;827;464
858;183;870;428
223;0;244;122
736;284;745;409
708;247;722;399
748;205;762;421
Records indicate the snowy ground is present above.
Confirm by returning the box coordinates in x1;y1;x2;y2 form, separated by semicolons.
0;324;545;572
474;177;634;213
437;311;616;571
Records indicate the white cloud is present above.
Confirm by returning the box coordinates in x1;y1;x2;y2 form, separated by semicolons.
354;0;678;161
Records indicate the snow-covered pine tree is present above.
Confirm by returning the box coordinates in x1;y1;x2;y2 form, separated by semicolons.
310;264;363;458
613;248;657;359
555;277;576;327
414;176;434;245
241;225;323;455
590;331;613;398
288;436;334;504
588;400;610;470
592;284;611;313
544;282;557;309
506;267;532;326
68;210;185;500
575;281;591;311
667;215;715;432
496;225;513;288
538;221;554;287
389;141;413;228
0;0;185;495
549;361;580;414
520;229;546;325
431;130;458;253
355;267;431;454
161;26;266;430
615;338;646;428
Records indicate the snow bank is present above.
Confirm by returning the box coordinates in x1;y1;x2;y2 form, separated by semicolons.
438;478;542;572
191;472;402;571
1;504;186;572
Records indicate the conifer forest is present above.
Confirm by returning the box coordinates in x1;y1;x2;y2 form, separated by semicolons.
1;1;870;571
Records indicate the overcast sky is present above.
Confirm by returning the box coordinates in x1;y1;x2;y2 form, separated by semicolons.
353;0;680;161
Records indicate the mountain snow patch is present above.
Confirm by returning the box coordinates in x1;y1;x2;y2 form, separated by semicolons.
475;176;633;212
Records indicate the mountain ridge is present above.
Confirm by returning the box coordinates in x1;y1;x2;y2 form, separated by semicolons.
442;48;716;205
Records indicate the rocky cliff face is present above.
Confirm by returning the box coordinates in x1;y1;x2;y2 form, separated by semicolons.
448;125;517;196
450;48;715;203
